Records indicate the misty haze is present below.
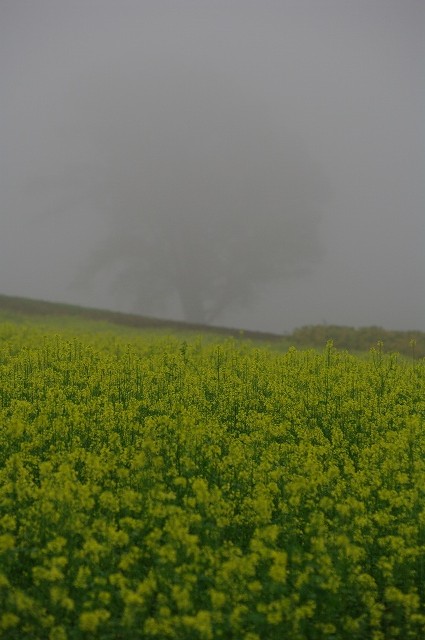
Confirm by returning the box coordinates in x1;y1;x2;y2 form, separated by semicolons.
1;0;424;332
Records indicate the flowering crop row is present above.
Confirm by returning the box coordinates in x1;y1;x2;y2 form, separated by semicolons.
0;321;424;639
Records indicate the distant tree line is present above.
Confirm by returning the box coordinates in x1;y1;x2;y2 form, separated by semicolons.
291;325;425;359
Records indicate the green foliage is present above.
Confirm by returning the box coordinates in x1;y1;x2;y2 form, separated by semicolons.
0;322;424;639
292;325;425;359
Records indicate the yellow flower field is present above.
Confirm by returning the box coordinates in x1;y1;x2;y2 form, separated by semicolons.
0;321;424;639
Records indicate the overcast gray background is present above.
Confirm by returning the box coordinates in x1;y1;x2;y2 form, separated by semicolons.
1;0;424;333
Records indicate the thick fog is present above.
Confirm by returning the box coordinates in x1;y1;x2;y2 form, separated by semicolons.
1;0;424;332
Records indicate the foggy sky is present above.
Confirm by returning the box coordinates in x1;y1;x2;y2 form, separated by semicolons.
1;0;424;332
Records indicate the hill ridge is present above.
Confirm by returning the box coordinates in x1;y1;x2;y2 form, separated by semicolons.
0;293;423;357
0;293;282;342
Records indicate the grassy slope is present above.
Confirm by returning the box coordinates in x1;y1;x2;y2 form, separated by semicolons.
0;293;423;357
0;293;291;353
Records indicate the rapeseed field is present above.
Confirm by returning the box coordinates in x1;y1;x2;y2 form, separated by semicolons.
0;320;424;639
